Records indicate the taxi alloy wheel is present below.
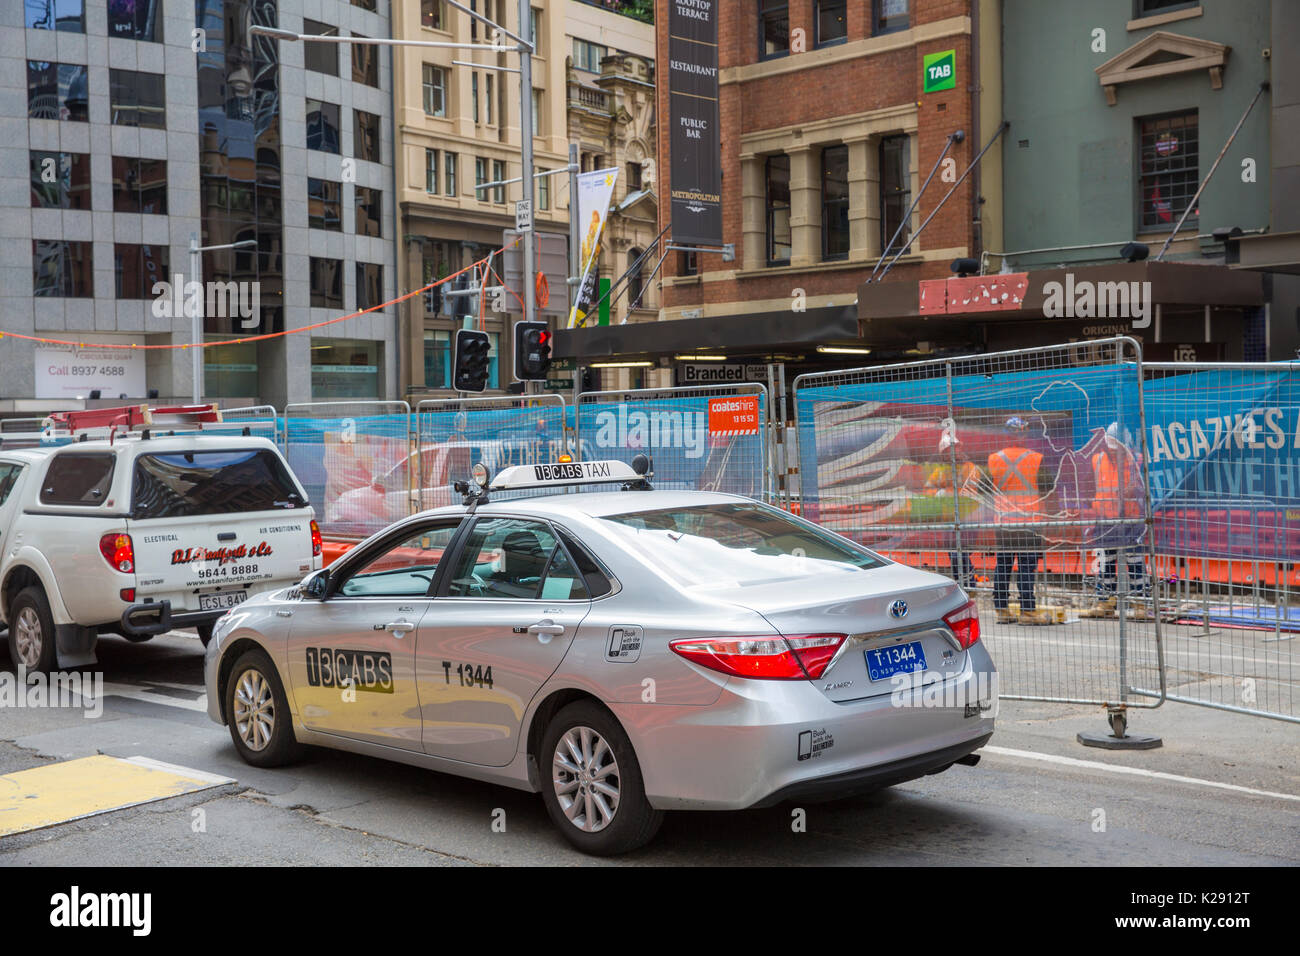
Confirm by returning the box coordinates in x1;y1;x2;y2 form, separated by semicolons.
553;726;621;833
540;701;663;855
233;667;275;752
224;649;303;767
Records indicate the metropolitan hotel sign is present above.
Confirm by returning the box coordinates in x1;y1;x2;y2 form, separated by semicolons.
668;0;722;246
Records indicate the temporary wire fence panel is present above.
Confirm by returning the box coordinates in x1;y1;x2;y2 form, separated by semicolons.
285;401;412;540
793;338;1164;709
416;395;569;508
211;404;282;446
1140;363;1299;723
575;384;767;499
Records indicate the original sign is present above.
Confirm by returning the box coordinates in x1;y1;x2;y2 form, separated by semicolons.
676;363;768;385
667;0;722;245
34;341;146;400
708;396;760;436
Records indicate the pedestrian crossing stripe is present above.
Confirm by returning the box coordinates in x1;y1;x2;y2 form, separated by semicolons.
0;755;234;837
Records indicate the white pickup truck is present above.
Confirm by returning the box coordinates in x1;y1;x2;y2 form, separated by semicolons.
0;431;321;670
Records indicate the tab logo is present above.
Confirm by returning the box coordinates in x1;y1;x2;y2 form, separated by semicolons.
923;49;955;93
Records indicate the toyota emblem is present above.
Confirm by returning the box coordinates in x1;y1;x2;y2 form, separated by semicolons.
889;599;908;619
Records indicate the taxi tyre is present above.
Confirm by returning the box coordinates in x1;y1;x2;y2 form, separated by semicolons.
224;648;304;768
539;701;663;855
7;587;57;673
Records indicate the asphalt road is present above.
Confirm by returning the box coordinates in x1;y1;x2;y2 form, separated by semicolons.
1;630;1296;866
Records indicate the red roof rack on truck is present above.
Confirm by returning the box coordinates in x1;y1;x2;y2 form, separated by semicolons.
42;403;223;437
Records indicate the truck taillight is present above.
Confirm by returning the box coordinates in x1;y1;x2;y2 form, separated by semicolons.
99;533;135;574
943;599;981;649
310;519;323;558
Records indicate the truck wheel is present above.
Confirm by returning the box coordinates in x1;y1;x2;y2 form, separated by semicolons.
7;587;57;673
224;648;303;767
539;701;663;856
196;624;213;647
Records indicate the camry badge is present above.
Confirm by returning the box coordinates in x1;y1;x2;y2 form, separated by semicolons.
889;599;908;619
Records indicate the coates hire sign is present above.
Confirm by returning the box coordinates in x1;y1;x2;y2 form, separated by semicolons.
667;0;722;246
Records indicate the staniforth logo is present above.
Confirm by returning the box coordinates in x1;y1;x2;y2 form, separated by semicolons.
171;541;273;566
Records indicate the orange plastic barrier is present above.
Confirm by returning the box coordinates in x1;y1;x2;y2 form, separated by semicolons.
321;540;357;567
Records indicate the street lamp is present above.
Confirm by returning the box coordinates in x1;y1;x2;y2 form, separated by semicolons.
251;1;541;387
189;235;257;404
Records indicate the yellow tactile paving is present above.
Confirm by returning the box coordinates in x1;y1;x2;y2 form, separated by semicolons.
0;755;234;837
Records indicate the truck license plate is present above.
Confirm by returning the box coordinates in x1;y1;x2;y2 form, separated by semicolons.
200;590;248;611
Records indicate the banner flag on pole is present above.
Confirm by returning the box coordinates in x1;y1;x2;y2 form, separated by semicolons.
567;167;620;329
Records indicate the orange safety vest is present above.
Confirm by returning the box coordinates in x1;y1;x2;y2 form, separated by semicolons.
988;446;1043;522
1092;450;1142;519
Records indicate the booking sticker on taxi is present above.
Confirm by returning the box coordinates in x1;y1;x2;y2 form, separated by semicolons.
708;396;759;436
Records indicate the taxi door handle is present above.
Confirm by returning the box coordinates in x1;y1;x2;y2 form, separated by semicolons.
526;623;565;636
374;620;415;636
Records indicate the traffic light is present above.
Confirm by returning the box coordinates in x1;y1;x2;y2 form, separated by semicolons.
453;328;491;393
514;320;552;381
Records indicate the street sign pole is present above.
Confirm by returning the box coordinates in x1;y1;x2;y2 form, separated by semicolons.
517;0;537;396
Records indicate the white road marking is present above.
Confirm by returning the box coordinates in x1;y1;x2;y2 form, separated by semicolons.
122;755;233;785
983;745;1300;803
99;682;207;713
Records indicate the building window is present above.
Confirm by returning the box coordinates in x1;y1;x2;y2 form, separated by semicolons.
352;34;379;88
573;38;605;72
1135;0;1197;15
355;186;382;238
626;162;642;191
1139;111;1198;230
307;178;342;231
424;330;452;388
821;144;849;261
492;160;506;204
537;167;549;210
109;69;166;128
33;240;93;297
472;72;480;123
445;152;457;196
354;110;381;163
485;331;500;389
532;88;542;135
309;257;344;309
30;150;91;209
27;61;89;122
351;0;378;9
873;0;909;36
678;249;698;276
765;154;791;266
759;0;789;59
485;73;495;126
530;7;542;55
879;134;911;251
25;0;84;33
306;99;341;153
423;65;446;117
426;149;439;193
311;338;381;400
475;156;488;200
357;263;384;311
627;249;644;306
421;0;444;29
114;243;168;299
112;156;168;214
816;1;848;46
303;19;339;75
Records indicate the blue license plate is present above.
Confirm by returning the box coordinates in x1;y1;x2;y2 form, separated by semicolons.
865;640;927;681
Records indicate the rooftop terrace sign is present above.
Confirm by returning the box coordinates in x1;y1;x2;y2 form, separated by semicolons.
668;0;721;247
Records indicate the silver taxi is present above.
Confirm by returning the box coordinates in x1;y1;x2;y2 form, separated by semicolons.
204;460;996;855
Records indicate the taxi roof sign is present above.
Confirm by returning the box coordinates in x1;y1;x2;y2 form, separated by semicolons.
490;459;641;491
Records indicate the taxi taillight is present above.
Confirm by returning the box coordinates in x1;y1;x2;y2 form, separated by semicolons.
669;633;846;680
99;532;135;574
310;519;323;558
943;599;981;649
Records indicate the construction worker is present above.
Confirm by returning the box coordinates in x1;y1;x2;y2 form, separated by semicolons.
925;430;981;587
988;416;1050;624
1092;422;1146;602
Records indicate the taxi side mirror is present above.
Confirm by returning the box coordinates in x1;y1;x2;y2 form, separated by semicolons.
303;570;329;600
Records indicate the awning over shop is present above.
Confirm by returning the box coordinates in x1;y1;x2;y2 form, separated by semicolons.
553;303;858;359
